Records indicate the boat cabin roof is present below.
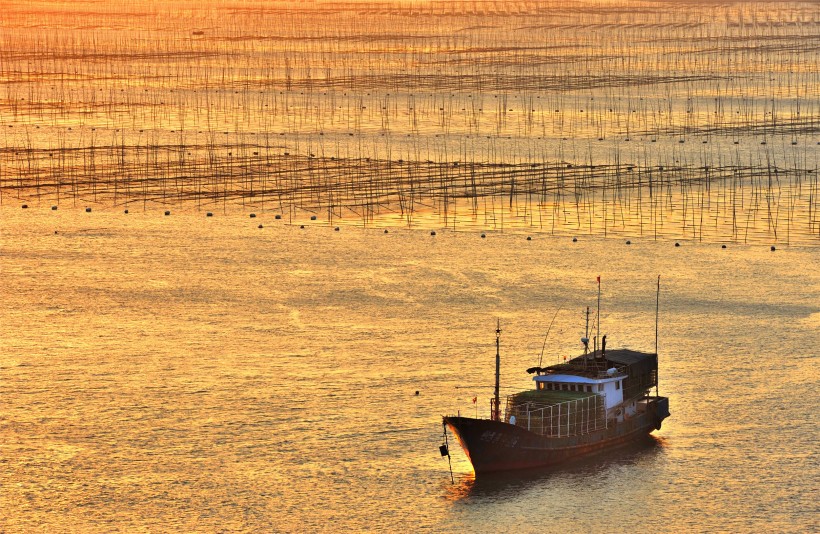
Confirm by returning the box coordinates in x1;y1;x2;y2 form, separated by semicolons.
528;348;657;380
533;373;620;384
605;349;658;367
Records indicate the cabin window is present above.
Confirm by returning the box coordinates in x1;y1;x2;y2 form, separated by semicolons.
616;381;621;390
598;384;604;392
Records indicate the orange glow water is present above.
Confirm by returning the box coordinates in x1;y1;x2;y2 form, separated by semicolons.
2;1;819;243
1;205;818;531
1;1;819;531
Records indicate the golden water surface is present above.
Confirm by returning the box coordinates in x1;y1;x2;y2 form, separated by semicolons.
1;1;819;532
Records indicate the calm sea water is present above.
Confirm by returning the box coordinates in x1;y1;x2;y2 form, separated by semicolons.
1;205;817;532
2;1;819;530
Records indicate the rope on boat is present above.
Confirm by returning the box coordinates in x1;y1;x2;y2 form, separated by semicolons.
537;306;563;368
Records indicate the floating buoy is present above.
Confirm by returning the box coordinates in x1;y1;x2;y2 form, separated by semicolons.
21;204;28;209
334;227;340;231
415;391;419;396
430;231;436;236
274;214;282;220
770;245;776;251
526;236;532;241
124;209;129;214
722;244;727;249
310;215;317;221
572;237;578;242
85;207;91;213
675;242;680;247
165;210;171;216
481;233;486;238
300;225;305;229
206;212;213;217
258;224;263;229
626;240;631;245
51;206;58;210
384;229;389;234
250;213;256;218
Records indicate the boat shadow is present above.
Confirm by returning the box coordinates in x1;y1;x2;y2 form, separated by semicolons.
446;434;667;500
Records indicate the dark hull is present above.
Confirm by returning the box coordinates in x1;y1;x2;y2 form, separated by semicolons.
444;397;669;474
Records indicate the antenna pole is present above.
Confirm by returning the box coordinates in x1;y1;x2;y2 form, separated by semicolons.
596;276;601;357
583;306;590;370
494;319;501;422
655;275;661;396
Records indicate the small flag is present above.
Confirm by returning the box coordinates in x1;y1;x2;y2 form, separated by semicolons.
472;396;477;404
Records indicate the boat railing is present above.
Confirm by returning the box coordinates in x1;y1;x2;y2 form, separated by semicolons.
505;395;606;437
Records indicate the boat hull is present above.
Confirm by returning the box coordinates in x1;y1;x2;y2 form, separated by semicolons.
444;396;669;474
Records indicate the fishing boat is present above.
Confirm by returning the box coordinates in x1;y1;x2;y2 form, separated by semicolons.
440;279;670;475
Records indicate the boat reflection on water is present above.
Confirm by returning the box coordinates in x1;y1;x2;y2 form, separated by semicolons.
444;434;667;501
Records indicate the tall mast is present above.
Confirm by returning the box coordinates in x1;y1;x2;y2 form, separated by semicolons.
583;306;590;370
493;319;501;422
596;275;601;357
655;275;661;396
